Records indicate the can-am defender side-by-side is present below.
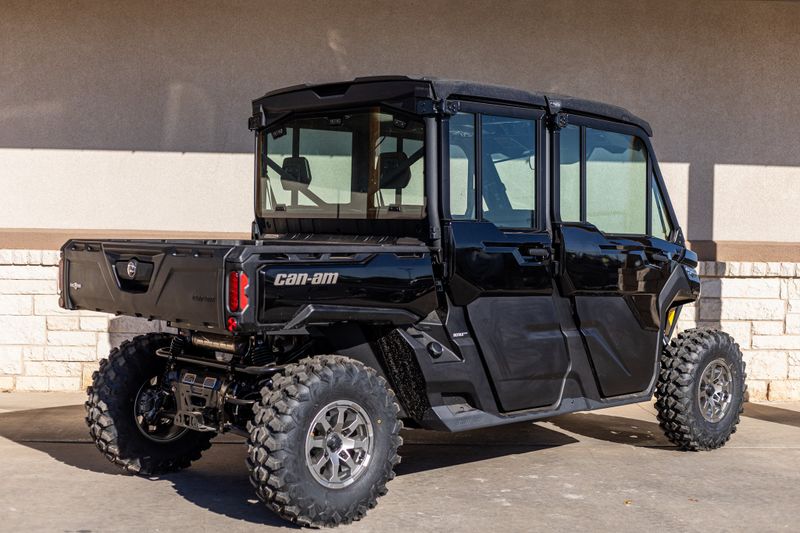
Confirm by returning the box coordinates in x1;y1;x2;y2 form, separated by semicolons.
60;76;745;527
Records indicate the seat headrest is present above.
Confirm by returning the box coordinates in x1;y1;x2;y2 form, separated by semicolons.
379;152;412;190
281;156;312;190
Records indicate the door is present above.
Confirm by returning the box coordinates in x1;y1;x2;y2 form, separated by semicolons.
446;106;571;412
553;119;683;397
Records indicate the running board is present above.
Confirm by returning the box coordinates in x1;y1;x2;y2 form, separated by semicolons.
425;393;652;432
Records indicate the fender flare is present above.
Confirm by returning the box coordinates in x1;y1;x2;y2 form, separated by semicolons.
658;264;700;332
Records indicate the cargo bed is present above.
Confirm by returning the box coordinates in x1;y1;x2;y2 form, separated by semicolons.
60;237;437;334
61;239;235;331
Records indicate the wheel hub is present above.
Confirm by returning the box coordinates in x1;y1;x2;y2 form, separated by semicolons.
133;376;187;443
305;400;375;489
326;432;343;452
697;358;733;423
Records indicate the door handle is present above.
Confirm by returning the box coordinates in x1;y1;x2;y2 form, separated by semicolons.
480;241;551;261
519;247;550;260
644;251;671;267
647;252;670;263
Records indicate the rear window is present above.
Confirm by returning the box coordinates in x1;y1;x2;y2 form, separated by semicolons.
257;108;426;220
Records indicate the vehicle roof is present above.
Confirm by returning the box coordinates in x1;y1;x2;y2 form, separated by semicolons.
255;75;652;136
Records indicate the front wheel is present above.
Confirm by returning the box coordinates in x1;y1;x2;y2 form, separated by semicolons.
655;328;746;450
246;355;402;527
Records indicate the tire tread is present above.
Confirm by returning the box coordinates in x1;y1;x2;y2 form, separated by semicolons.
85;332;214;475
654;327;746;451
246;354;402;528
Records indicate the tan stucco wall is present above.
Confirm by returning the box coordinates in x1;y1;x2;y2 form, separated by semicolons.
2;0;800;247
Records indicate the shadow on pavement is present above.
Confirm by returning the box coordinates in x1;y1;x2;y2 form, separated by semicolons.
743;402;800;429
546;412;675;448
0;405;293;528
0;404;580;527
159;448;298;528
396;422;578;476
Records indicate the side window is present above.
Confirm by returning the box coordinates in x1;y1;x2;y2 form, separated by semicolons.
651;176;673;240
585;128;647;234
559;125;581;221
481;115;536;228
556;123;672;239
448;113;476;219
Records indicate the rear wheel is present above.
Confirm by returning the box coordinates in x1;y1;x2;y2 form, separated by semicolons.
655;328;746;450
85;333;214;475
246;355;402;527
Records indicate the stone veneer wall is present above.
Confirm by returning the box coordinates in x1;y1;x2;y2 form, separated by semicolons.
0;249;165;392
675;261;800;401
1;250;799;400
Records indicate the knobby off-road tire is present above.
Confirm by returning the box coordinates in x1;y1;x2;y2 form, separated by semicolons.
247;355;402;528
85;332;214;475
655;327;746;450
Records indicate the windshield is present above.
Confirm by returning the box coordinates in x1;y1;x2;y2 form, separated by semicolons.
257;107;426;219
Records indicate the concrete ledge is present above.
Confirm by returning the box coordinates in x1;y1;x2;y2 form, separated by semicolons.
688;240;800;262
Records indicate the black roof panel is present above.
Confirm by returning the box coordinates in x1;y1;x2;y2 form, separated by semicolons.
255;76;652;136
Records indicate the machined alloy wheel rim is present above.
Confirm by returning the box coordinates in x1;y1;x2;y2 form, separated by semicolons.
305;400;375;489
133;377;187;443
697;358;733;423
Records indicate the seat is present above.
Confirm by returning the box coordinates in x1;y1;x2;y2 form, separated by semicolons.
280;156;312;190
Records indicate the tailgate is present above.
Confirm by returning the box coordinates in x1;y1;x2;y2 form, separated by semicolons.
61;240;232;331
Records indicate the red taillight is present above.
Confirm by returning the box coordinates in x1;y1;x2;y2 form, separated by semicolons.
239;272;249;310
228;271;240;311
227;271;249;313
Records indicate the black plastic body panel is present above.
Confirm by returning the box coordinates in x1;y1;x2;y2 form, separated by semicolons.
466;296;569;410
396;259;697;432
61;237;437;334
447;221;553;304
444;221;572;413
574;297;658;396
61;240;230;331
556;224;686;397
253;76;651;135
256;251;436;324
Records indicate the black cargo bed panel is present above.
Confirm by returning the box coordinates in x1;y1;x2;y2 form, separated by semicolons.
62;240;231;331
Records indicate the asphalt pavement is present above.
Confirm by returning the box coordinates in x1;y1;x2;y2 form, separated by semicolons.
1;392;798;532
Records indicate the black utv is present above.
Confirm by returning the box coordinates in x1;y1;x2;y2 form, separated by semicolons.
60;76;745;528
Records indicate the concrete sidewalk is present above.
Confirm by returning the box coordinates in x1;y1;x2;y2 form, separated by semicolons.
1;393;798;532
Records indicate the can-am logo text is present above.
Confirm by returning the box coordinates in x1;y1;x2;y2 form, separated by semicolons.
274;272;339;286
